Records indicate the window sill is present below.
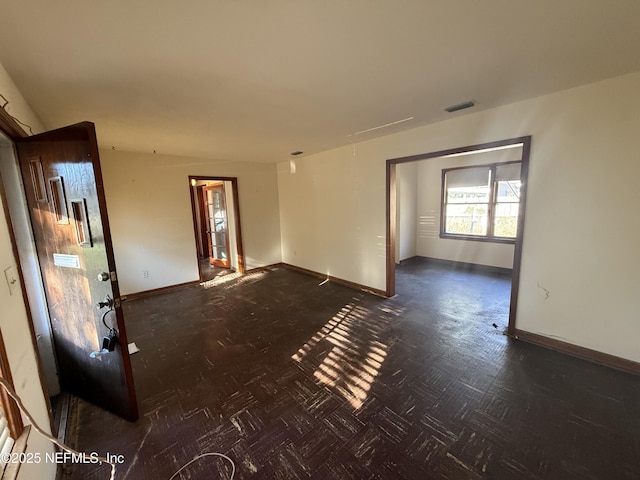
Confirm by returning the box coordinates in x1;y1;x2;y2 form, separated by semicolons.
439;233;516;245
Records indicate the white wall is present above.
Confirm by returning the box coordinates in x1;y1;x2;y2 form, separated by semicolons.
100;149;281;295
278;71;640;363
414;147;520;269
0;64;45;135
0;63;56;480
278;151;385;285
395;162;417;262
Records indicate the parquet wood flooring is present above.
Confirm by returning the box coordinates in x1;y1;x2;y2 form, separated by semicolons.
62;258;640;479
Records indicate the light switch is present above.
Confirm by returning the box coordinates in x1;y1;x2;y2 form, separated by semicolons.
4;266;18;296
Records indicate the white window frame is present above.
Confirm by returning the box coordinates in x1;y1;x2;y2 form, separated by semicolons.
440;161;521;243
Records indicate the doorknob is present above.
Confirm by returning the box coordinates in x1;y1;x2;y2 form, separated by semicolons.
97;272;110;282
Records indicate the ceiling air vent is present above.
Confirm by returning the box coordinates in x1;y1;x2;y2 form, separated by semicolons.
445;101;475;113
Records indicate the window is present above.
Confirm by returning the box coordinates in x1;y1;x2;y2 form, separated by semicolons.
441;162;521;242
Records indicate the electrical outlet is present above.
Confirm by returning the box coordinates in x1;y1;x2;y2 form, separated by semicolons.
143;270;149;279
4;266;18;296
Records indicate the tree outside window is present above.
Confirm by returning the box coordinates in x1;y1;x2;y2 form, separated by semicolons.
441;162;521;242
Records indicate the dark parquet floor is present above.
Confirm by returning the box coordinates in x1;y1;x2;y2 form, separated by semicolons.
63;258;640;479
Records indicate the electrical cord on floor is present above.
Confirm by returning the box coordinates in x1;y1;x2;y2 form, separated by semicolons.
168;452;235;480
0;377;236;479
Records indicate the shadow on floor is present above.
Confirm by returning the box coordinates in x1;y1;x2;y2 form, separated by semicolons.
61;258;640;480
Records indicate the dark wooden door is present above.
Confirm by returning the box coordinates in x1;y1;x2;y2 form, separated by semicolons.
203;183;230;268
16;122;138;421
196;184;209;258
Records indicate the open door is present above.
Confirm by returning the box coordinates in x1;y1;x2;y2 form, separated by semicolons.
15;122;138;421
203;183;230;268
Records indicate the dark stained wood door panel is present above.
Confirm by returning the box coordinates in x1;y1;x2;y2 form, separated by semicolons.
16;122;138;421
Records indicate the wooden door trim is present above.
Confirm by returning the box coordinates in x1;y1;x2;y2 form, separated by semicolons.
0;172;27;438
0;191;25;436
0;328;24;439
0;107;28;140
386;136;531;336
230;178;246;274
189;176;246;275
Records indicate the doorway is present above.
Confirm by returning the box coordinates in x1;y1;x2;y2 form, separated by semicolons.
0;132;59;397
189;176;245;283
203;183;231;268
0;122;139;422
386;137;531;334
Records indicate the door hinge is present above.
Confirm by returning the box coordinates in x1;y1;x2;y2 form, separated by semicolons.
114;298;121;309
110;271;117;282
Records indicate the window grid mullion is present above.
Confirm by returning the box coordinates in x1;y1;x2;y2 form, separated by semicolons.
487;165;497;238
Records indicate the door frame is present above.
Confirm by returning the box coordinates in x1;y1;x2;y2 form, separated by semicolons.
196;184;208;258
0;108;56;427
0;142;45;435
188;176;245;279
0;108;58;435
386;136;531;335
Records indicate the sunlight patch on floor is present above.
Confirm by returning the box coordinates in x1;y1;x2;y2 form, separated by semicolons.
292;300;403;409
200;271;266;289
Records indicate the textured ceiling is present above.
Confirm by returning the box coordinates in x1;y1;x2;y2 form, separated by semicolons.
1;1;639;162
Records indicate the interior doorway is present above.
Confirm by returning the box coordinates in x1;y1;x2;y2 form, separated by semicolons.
188;176;245;283
386;137;531;334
